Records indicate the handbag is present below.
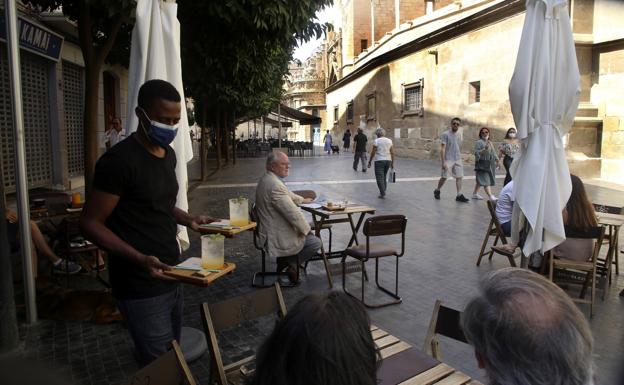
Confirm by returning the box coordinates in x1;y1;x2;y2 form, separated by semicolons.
387;168;396;183
475;158;490;172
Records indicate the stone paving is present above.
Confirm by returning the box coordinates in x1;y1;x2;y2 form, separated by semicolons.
13;150;624;384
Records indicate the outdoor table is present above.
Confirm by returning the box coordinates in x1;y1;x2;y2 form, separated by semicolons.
595;212;624;283
301;203;376;282
372;325;483;385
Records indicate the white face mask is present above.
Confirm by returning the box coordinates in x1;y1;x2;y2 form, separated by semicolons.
509;132;517;138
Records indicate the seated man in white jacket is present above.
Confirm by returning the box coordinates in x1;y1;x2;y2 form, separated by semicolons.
255;151;322;282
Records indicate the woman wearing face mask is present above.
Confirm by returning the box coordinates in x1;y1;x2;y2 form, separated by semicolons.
472;127;499;201
498;127;520;186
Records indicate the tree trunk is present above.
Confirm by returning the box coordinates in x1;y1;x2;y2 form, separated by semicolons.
83;67;101;194
200;102;208;181
0;161;18;353
232;126;237;165
215;111;222;170
223;111;230;164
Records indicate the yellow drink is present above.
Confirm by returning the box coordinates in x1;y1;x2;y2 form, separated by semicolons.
230;218;249;227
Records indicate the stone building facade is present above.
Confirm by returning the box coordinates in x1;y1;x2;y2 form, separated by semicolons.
325;0;624;182
283;47;327;144
0;5;129;192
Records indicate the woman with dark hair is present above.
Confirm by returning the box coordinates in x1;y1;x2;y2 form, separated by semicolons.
342;129;351;152
472;127;499;201
554;174;598;261
250;291;379;385
497;127;519;185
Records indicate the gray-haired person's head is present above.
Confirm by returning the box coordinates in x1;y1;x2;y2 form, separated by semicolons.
375;128;385;137
461;268;593;385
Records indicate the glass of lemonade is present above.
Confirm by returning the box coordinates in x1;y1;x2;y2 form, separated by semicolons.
229;197;249;227
201;234;225;269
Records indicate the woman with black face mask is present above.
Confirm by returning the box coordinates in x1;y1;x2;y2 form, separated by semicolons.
472;127;499;201
498;127;520;185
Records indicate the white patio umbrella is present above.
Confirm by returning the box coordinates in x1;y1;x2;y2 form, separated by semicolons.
126;0;194;250
509;0;580;256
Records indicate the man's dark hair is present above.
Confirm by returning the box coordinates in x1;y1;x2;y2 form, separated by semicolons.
137;79;181;109
451;117;461;124
250;291;379;385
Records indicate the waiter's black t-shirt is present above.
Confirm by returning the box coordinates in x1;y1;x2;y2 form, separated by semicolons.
92;133;179;299
354;132;368;152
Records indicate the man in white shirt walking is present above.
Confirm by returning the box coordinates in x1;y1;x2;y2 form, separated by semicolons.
434;117;469;202
368;128;394;199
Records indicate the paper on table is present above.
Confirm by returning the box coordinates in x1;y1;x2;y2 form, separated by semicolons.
175;257;202;270
301;203;322;209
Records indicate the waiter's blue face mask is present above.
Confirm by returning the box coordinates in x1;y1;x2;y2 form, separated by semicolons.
138;107;179;147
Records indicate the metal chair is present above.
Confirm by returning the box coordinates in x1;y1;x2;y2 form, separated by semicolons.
200;283;287;385
341;215;407;308
548;225;606;317
423;300;468;360
476;200;516;267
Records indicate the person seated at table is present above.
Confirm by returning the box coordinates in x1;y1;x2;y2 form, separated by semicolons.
462;267;594;385
553;174;598;262
255;151;321;283
495;180;514;236
250;291;378;385
5;209;81;275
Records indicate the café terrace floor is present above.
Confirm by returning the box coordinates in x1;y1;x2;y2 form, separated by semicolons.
15;150;624;385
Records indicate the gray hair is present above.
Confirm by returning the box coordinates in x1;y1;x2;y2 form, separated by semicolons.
266;151;279;168
375;128;385;137
461;268;593;385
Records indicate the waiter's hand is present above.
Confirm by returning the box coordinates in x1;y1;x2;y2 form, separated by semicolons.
143;255;176;281
190;214;217;231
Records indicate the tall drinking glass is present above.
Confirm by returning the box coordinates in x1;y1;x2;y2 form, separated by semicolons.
201;234;225;269
229;197;249;227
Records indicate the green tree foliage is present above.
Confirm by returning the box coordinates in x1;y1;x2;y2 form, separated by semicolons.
177;0;331;172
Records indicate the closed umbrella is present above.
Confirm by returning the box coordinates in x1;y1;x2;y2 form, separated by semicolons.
126;0;194;250
509;0;580;256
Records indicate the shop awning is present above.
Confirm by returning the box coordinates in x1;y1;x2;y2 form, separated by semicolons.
271;103;321;125
262;116;292;127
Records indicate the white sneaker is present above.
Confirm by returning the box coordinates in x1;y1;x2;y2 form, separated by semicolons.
472;193;484;200
489;195;498;201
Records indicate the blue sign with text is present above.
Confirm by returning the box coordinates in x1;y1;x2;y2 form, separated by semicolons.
0;14;64;61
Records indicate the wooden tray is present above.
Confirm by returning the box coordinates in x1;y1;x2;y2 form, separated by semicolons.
198;222;257;237
164;262;236;287
321;205;346;211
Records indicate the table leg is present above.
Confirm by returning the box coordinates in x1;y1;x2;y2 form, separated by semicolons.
347;212;367;248
606;225;615;285
614;226;620;276
314;215;333;289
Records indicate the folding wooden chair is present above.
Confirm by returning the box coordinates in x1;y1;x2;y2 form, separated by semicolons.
476;200;516;267
548;226;606;317
200;283;287;385
342;215;407;308
57;216;107;287
121;340;196;385
423;300;469;360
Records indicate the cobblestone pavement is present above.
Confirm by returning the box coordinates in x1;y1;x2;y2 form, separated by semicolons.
15;151;624;385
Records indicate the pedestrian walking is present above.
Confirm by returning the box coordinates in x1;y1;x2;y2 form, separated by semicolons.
498;127;519;185
472;127;499;201
434;117;469;202
352;127;368;172
342;129;351;152
368;127;394;198
323;130;332;154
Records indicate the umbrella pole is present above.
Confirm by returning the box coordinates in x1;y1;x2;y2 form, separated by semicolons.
278;104;282;148
5;0;37;324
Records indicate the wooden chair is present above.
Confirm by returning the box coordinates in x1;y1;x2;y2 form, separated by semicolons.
250;203;299;288
121;340;196;385
476;200;516;267
548;226;606;317
593;203;622;278
423;300;468;360
200;283;287;385
342;215;407;308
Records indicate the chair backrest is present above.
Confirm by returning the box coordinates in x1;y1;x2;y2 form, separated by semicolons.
122;340;196;385
200;283;287;385
363;215;407;237
563;225;606;262
423;300;468;360
486;200;508;242
593;203;624;215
